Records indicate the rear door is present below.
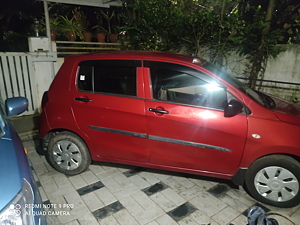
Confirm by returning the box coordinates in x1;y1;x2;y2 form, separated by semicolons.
144;61;247;175
70;59;148;163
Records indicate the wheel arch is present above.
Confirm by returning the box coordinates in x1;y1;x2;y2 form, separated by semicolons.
243;153;300;207
40;128;91;153
232;153;300;186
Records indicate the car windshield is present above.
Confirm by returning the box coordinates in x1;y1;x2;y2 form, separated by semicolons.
202;62;272;108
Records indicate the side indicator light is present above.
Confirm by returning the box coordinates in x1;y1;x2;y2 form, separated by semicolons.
252;134;261;139
24;148;28;154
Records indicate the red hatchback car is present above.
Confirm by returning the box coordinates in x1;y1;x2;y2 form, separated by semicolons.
39;51;300;208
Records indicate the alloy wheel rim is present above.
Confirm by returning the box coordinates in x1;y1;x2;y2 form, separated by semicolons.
52;140;82;170
254;166;299;202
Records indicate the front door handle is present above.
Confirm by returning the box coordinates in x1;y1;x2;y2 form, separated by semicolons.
149;108;169;114
75;97;92;102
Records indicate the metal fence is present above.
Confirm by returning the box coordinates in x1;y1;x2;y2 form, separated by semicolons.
237;77;300;105
0;53;38;115
55;41;121;57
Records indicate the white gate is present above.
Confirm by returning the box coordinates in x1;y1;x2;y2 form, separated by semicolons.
0;53;38;115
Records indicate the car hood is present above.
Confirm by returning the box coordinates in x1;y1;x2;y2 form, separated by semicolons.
271;95;300;126
0;132;26;211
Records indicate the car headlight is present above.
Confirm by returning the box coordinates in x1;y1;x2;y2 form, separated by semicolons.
0;178;34;225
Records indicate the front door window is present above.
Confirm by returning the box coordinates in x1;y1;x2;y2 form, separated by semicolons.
149;61;228;110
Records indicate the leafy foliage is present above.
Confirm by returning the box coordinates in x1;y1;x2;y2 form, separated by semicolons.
120;0;300;87
0;0;299;84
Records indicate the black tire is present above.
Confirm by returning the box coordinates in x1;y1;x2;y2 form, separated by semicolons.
46;131;91;176
245;155;300;208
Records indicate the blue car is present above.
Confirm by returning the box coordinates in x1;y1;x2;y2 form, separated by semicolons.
0;96;46;224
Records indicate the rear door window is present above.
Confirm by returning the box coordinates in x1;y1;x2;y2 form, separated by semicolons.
77;60;141;97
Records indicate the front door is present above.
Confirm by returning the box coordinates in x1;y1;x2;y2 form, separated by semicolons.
144;61;247;175
71;59;148;163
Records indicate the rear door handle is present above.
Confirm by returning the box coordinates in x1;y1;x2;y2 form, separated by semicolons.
75;97;92;102
149;108;169;114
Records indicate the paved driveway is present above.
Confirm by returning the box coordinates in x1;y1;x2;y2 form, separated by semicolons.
20;132;299;225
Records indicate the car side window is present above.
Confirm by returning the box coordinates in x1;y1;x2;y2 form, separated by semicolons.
145;61;228;110
77;60;141;96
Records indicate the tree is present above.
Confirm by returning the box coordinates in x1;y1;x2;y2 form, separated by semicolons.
121;0;299;88
226;0;299;88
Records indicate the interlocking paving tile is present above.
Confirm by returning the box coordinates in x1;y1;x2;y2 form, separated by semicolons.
119;196;144;217
80;170;100;185
42;199;60;216
162;188;186;206
92;201;124;220
63;168;90;178
207;183;230;197
36;180;42;187
43;200;52;207
131;191;156;210
123;167;144;177
77;181;104;196
23;133;298;225
94;187;117;206
142;182;168;196
167;202;197;222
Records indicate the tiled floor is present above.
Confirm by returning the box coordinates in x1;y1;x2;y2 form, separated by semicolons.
20;132;300;225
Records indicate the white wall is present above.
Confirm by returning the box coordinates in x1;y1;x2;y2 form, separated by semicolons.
264;45;300;83
196;45;300;104
28;37;57;112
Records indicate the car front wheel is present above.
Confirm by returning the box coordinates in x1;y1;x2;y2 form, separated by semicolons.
245;155;300;208
46;131;91;176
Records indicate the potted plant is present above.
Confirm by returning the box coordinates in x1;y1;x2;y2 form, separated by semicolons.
100;9;118;43
49;16;62;41
60;15;82;41
96;27;107;43
92;10;107;43
109;28;118;43
41;15;61;41
91;24;107;43
73;7;92;42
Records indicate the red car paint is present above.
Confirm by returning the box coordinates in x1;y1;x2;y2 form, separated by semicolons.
39;51;300;183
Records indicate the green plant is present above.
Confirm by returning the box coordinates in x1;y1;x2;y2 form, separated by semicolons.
91;10;107;34
40;15;62;34
120;0;298;83
49;16;61;31
60;15;83;39
100;9;115;34
73;7;90;33
93;26;107;34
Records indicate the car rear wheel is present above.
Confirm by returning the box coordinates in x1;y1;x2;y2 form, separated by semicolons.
46;131;91;175
245;155;300;208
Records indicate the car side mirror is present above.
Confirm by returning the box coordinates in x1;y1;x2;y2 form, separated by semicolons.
224;99;243;117
5;97;28;117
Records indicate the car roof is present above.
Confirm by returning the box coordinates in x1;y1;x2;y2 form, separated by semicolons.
65;50;206;65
